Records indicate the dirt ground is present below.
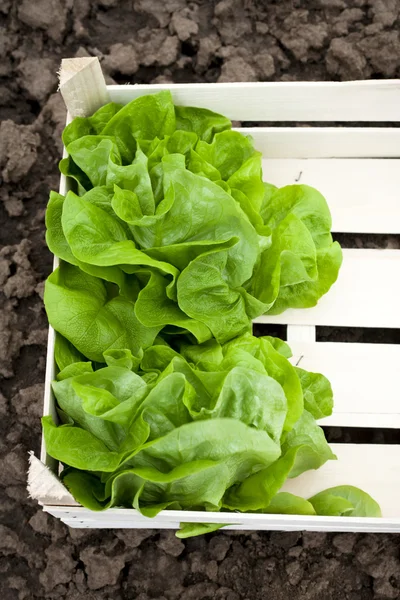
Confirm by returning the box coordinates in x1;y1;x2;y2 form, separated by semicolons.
1;0;400;598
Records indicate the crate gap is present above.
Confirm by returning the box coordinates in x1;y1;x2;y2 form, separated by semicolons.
239;121;400;128
333;232;400;250
316;326;400;345
324;426;400;445
253;323;287;340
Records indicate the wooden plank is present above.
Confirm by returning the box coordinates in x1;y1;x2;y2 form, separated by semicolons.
59;58;110;118
238;127;400;158
255;249;400;329
282;444;400;518
262;158;400;234
44;445;400;523
40;158;68;467
289;342;400;429
108;81;400;122
62;519;181;530
59;519;400;533
46;506;400;532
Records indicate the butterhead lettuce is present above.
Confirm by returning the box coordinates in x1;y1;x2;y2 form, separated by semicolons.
45;91;342;347
42;334;380;526
41;92;378;536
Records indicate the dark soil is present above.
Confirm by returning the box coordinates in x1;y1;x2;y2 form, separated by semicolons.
1;1;400;598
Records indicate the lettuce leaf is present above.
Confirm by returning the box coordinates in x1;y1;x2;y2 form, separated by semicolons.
43;334;381;526
46;91;342;348
44;263;160;362
309;486;382;517
41;92;378;537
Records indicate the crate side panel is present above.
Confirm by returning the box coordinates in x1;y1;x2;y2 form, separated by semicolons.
44;444;400;521
262;158;400;234
59;519;400;533
281;444;400;517
289;342;400;429
255;249;400;328
107;81;400;121
45;505;397;527
238;128;400;158
41;138;69;467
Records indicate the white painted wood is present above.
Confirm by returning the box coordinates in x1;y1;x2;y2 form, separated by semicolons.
58;519;400;533
59;57;110;118
40;150;67;468
41;326;57;468
255;249;400;328
43;445;400;523
282;445;400;518
237;127;400;158
40;80;400;531
62;520;182;530
287;325;316;344
262;158;400;234
108;81;400;121
45;505;400;532
27;453;79;506
289;342;400;429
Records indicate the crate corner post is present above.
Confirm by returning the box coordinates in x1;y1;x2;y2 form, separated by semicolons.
27;452;79;508
59;56;110;118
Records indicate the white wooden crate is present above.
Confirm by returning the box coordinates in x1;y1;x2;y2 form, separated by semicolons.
41;67;400;532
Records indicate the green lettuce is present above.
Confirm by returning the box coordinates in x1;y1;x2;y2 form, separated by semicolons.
43;334;379;527
41;91;375;537
45;91;342;347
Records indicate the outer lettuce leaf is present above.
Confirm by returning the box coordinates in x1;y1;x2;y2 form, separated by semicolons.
44;263;160;362
44;334;381;532
62;102;124;146
249;185;343;314
264;492;316;515
54;333;85;371
42;416;123;471
221;334;303;431
45;190;137;295
223;447;299;511
176;523;228;538
102;90;176;162
282;410;337;478
309;486;382;517
56;362;93;381
174;105;231;142
103;348;143;371
48;92;342;351
66;136;120;187
195;130;255;180
296;367;333;420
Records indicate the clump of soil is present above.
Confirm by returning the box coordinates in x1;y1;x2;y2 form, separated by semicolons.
1;1;400;598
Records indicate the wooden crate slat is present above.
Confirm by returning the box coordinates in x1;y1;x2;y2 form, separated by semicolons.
282;444;400;518
288;342;400;429
107;81;400;122
255;249;400;329
58;519;400;532
40;74;400;530
237;127;400;158
53;506;397;527
44;445;400;521
62;520;181;529
262;158;400;234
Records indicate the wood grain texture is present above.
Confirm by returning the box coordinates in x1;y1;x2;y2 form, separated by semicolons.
41;81;400;529
59;58;110;118
255;249;400;328
262;158;400;234
290;341;400;428
44;446;400;522
238;127;400;158
108;81;400;121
